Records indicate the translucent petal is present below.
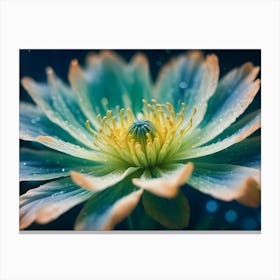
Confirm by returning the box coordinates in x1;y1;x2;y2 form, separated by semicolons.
20;102;79;144
20;178;92;229
190;136;260;169
20;148;102;181
132;163;193;198
20;103;103;161
85;51;130;112
69;51;152;121
127;53;153;113
154;51;219;128
177;110;260;160
188;163;260;207
189;63;260;146
21;76;93;148
35;135;103;161
74;176;142;230
71;167;139;192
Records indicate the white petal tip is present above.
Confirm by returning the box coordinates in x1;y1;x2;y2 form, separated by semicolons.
102;189;143;230
237;177;261;208
70;171;93;191
21;77;34;90
36;135;55;143
132;163;194;198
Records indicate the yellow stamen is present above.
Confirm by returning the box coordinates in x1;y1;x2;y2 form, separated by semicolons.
85;100;196;168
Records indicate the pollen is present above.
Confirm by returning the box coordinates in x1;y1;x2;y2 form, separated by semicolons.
86;100;196;168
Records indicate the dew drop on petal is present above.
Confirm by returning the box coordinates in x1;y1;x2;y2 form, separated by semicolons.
179;81;188;89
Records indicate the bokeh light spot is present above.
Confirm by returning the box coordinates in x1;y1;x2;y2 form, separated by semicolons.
205;200;218;213
241;217;258;230
224;210;237;223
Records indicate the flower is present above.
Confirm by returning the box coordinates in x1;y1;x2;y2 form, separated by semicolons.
20;50;261;230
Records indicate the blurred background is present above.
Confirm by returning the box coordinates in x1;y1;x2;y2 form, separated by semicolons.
20;49;261;230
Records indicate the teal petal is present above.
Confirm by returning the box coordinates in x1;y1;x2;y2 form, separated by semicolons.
154;51;219;128
189;62;260;146
71;167;139;192
20;148;107;181
132;163;193;198
190;136;260;169
70;52;127;116
20;102;81;145
20;103;103;161
177;110;260;160
21;76;93;148
188;163;260;207
128;53;152;113
74;171;143;230
202;62;259;126
20;178;92;229
69;51;152;118
142;191;190;229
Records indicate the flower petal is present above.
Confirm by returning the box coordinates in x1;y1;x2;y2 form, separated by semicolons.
187;163;261;207
21;76;93;148
189;63;260;146
35;135;102;161
20;178;92;229
190;136;260;169
74;179;143;230
132;163;193;198
154;51;219;128
20;102;77;143
70;51;141;120
68;59;100;127
70;167;139;192
20;102;103;161
142;191;190;229
20;148;99;181
178;110;260;160
127;53;153;113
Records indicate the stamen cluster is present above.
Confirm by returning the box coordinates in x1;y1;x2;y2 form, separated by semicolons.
86;100;196;168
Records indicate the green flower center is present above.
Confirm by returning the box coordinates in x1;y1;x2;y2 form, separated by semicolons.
128;119;156;145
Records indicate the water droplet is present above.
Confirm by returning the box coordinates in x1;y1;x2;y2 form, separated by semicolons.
224;209;237;223
23;162;27;166
61;168;65;172
179;81;188;89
